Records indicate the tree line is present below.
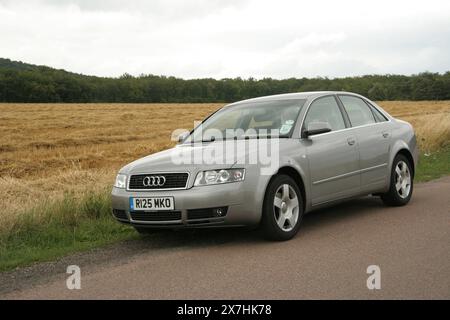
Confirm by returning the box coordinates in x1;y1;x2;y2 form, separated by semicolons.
0;58;449;103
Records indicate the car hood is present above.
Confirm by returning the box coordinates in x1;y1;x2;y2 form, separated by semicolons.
120;141;252;174
119;139;292;174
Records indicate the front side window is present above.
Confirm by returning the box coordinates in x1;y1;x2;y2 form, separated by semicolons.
187;99;306;142
303;96;346;132
339;95;376;127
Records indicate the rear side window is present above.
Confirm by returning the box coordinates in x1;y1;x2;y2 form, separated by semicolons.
368;104;388;122
339;95;375;127
304;96;346;131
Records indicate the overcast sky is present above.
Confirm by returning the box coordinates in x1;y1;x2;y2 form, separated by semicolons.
1;0;449;79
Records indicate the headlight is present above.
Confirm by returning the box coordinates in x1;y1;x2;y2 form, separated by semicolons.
194;169;245;186
114;174;127;188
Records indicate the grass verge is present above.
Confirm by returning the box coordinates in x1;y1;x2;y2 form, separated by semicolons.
0;190;136;272
0;148;449;272
415;147;450;182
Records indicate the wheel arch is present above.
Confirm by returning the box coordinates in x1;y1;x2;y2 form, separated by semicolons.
389;140;416;179
396;149;415;178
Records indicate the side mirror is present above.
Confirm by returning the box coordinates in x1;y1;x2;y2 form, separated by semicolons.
303;121;332;138
177;132;190;143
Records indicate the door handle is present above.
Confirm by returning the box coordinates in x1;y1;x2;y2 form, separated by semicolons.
382;131;390;138
347;137;356;146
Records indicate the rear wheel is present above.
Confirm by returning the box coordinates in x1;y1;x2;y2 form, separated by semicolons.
260;175;304;241
381;154;413;206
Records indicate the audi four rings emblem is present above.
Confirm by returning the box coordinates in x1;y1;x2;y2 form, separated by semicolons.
143;176;166;187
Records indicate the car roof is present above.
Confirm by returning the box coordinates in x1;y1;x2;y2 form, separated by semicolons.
225;91;363;107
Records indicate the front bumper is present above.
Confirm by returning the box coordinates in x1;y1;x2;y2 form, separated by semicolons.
111;181;262;228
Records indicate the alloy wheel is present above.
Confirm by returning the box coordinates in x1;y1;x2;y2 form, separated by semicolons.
395;160;411;199
273;184;299;232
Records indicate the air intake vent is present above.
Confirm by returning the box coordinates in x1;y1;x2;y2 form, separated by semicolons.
130;211;182;222
112;209;128;220
187;207;228;220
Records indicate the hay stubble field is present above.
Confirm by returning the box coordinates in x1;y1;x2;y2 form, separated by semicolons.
0;104;220;230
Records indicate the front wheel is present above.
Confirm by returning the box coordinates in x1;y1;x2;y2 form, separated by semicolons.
260;175;304;241
381;154;413;206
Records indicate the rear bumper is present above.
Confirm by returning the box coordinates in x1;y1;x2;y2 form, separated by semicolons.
111;181;262;228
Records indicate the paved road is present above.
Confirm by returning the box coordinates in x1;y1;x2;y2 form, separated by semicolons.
2;177;450;299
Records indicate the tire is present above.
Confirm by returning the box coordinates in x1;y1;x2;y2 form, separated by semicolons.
381;154;413;206
260;174;304;241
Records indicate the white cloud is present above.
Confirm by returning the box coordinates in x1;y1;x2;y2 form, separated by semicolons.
0;0;449;78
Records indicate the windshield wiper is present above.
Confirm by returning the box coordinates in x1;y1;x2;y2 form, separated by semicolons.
189;137;217;143
190;134;290;143
202;137;216;143
242;134;289;140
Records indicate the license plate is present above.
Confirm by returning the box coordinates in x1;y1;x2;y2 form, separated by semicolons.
130;197;174;211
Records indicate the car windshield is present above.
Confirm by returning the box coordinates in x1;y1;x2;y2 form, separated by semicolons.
185;99;306;143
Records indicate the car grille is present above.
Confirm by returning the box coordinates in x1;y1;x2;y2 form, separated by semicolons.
187;207;228;220
112;209;128;220
130;211;182;222
128;173;189;190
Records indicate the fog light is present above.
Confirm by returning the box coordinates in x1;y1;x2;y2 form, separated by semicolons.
213;207;225;217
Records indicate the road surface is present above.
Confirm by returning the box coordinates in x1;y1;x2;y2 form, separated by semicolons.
1;177;449;299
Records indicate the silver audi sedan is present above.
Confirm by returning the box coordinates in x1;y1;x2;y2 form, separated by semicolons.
112;91;419;240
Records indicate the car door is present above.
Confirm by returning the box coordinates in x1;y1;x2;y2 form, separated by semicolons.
338;95;391;192
302;95;360;206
